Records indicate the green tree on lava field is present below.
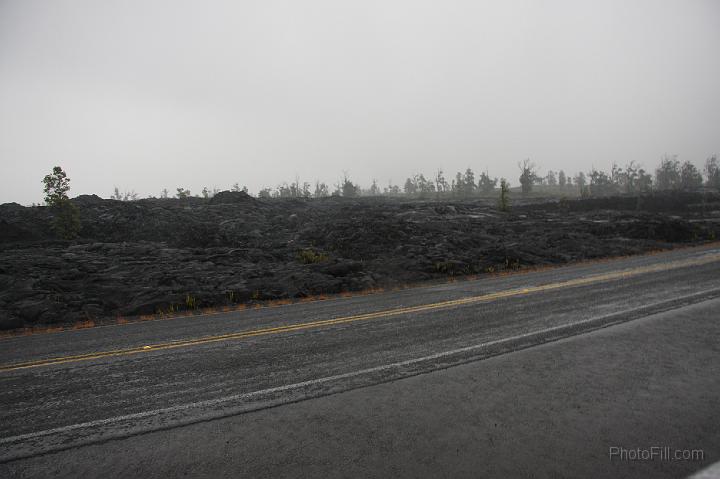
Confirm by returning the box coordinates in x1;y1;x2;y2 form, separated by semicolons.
42;166;80;239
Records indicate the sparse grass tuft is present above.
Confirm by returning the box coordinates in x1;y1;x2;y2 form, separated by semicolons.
297;248;329;264
434;261;471;276
185;294;197;310
434;262;450;274
504;258;521;270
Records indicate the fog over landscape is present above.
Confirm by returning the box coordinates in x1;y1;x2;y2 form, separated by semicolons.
5;2;720;476
1;0;719;204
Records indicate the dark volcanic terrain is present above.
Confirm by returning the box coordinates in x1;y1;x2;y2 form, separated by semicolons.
1;191;718;330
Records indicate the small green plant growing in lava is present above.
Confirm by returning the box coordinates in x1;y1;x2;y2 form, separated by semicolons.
297;248;329;264
185;294;197;310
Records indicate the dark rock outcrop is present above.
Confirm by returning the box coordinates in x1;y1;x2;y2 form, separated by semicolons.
209;190;256;205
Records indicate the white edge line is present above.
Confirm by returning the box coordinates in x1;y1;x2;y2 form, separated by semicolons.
2;289;718;446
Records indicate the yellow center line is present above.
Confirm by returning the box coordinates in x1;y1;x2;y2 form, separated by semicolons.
2;253;719;372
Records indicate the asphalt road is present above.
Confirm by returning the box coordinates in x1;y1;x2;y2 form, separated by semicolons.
1;245;720;477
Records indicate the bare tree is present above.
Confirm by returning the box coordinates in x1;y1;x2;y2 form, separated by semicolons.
435;169;449;194
314;181;329;198
704;155;719;189
680;161;703;191
655;154;681;190
498;178;510;212
478;170;498;193
545;170;557;186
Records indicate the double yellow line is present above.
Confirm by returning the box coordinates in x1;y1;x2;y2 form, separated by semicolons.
2;253;719;372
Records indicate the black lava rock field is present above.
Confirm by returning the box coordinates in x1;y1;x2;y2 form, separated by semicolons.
1;191;718;329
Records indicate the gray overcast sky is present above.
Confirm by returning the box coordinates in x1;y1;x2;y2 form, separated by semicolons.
1;0;718;204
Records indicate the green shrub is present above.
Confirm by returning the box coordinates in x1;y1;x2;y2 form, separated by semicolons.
185;294;197;310
297;248;329;264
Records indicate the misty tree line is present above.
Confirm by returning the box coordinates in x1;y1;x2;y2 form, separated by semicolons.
111;154;719;201
497;155;716;198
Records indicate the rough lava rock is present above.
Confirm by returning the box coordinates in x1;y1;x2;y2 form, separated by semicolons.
209;190;257;205
0;190;718;327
